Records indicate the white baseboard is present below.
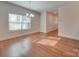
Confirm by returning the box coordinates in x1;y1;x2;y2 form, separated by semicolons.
58;33;79;40
0;31;39;41
40;28;57;33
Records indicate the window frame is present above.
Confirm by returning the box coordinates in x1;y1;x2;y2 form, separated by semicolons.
8;13;31;32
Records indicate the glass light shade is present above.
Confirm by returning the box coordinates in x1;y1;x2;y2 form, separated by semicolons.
26;13;35;18
30;13;35;17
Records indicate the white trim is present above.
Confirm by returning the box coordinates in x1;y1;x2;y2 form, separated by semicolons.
58;33;79;40
0;31;39;41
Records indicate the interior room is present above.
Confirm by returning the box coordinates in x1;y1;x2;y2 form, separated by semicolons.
0;1;79;57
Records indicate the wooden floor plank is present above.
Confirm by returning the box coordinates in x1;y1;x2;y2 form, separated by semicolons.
0;30;79;57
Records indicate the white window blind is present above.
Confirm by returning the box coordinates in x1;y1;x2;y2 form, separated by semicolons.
9;13;31;31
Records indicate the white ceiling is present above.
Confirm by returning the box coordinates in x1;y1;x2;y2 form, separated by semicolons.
8;1;69;13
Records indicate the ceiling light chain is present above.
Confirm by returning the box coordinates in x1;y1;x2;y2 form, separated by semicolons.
26;1;35;18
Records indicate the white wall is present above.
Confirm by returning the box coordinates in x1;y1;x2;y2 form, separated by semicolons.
40;11;57;33
58;2;79;40
40;11;47;33
0;2;40;41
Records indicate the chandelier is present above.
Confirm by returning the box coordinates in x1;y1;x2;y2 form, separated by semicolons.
26;1;35;18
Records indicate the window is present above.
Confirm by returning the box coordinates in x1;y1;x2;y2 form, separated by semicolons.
22;16;31;29
9;13;31;31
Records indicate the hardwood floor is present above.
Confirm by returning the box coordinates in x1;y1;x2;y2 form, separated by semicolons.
0;30;79;57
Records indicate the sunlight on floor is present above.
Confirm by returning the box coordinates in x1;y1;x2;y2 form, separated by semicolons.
47;36;61;40
4;39;32;57
37;36;61;47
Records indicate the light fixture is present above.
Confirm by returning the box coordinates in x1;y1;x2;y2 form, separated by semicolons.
26;1;35;18
26;13;29;17
30;13;35;17
26;13;35;18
